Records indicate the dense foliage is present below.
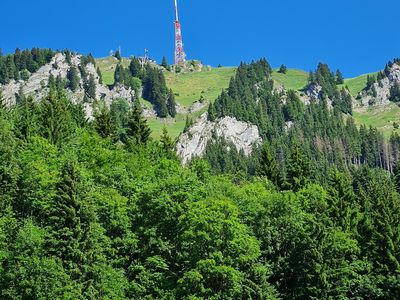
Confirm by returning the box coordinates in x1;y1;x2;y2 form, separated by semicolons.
114;58;172;118
206;59;397;181
1;83;400;298
0;48;56;84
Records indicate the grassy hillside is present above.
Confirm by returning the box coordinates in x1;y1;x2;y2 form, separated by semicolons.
271;69;308;91
96;57;130;86
353;104;400;138
165;67;235;107
339;72;378;97
96;57;399;139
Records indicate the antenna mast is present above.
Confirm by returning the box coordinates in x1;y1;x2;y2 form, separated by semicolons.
174;0;186;66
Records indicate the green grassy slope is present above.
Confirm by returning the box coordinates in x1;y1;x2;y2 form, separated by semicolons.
165;67;236;107
353;104;400;138
339;72;378;97
271;69;308;91
97;57;399;139
96;57;130;86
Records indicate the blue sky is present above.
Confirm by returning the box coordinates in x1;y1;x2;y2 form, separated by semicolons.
1;0;399;77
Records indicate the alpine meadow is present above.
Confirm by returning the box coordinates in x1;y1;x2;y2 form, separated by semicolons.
2;0;400;299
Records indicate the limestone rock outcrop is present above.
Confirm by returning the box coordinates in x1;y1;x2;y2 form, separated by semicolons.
0;53;135;118
358;63;400;108
176;113;262;164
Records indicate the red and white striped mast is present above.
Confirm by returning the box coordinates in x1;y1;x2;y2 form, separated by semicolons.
174;0;186;65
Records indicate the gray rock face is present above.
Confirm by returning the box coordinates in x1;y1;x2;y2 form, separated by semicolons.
0;53;135;118
358;64;400;108
305;83;322;100
176;113;262;164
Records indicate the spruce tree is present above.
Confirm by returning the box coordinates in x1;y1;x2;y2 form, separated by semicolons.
129;57;143;79
114;49;122;61
96;67;103;85
286;143;310;191
18;95;38;140
160;126;175;158
67;67;80;92
183;116;193;133
161;56;169;69
0;90;6;112
84;74;96;100
207;103;216;121
94;106;117;140
125;101;151;145
257;142;281;187
40;89;74;146
336;69;344;84
167;89;177;117
278;64;287;74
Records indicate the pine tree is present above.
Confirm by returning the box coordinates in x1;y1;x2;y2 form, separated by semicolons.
257;142;281;187
207;103;216;121
160;126;175;158
67;67;80;92
161;56;169;69
286;143;310;191
167;89;177;117
48;74;56;89
94;106;117;140
129;57;143;79
84;74;96;100
278;64;287;74
40;89;74;146
65;49;72;65
96;67;103;85
336;69;344;84
114;49;122;61
18;95;38;140
327;169;359;232
125;101;151;145
0;90;6;112
183;116;193;133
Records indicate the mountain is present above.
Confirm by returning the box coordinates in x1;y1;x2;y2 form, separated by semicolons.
3;48;400;299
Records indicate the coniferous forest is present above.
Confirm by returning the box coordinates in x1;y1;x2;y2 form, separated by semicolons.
2;50;400;299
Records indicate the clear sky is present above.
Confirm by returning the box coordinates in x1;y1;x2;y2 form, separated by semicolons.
1;0;399;77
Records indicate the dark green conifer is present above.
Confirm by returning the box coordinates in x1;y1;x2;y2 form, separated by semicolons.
286;143;310;191
257;142;281;187
167;89;177;117
94;106;117;140
125;101;151;145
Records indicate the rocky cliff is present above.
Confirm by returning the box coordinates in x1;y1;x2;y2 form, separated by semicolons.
176;113;262;164
357;63;400;108
0;53;135;118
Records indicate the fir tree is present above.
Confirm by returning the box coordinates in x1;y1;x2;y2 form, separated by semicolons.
94;106;117;140
167;89;177;117
257;142;281;187
160;126;175;158
114;49;122;61
207;103;216;121
40;89;74;146
161;56;169;69
335;69;344;84
125;101;151;145
17;95;38;140
286;143;310;191
85;74;96;100
278;64;287;74
0;90;6;112
183;116;193;133
96;67;103;85
67;67;80;92
64;49;72;65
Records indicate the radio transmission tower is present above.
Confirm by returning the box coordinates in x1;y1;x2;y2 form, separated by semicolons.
174;0;186;65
